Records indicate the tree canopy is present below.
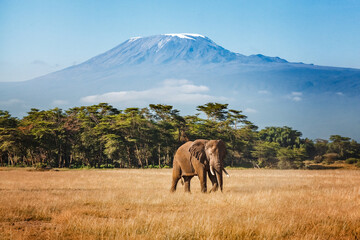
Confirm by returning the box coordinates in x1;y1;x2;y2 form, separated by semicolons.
0;103;359;169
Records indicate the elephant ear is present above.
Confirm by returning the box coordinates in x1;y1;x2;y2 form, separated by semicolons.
218;140;227;159
189;140;207;163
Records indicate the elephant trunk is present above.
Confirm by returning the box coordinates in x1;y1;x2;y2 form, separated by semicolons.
210;157;224;192
215;166;223;192
212;161;223;191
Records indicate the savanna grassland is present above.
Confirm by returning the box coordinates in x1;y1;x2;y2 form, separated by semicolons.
1;168;360;239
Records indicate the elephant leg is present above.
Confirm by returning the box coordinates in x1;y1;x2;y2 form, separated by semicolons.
170;162;182;192
183;176;192;193
198;169;207;193
208;171;219;192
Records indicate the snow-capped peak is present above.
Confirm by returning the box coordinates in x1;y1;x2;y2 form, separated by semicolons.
83;33;288;66
128;36;142;42
163;33;205;40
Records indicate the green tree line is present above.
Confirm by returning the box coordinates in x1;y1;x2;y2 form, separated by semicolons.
1;103;359;169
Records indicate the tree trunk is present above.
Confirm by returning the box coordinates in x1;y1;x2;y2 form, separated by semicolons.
145;156;149;168
58;144;61;168
30;151;34;166
8;154;13;166
135;144;143;168
70;154;73;168
59;152;62;168
158;145;161;168
98;144;102;168
126;146;132;168
166;148;169;166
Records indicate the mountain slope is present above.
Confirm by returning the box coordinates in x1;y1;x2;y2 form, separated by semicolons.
81;33;288;66
0;33;359;139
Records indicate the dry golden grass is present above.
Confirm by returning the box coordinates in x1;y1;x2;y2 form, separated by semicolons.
1;168;360;239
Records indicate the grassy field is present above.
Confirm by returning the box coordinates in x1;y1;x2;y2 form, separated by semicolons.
0;168;360;239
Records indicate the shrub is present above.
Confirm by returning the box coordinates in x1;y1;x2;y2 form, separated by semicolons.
35;162;48;169
100;164;115;169
314;155;323;163
277;159;293;169
75;165;92;169
345;158;360;164
323;153;339;164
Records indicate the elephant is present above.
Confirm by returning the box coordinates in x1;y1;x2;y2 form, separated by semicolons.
170;139;230;193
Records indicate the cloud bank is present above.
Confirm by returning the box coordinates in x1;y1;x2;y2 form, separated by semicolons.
80;79;227;105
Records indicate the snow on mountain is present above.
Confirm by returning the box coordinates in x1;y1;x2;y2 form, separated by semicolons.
82;33;241;66
163;33;206;39
80;33;287;67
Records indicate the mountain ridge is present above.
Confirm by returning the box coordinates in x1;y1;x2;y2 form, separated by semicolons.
79;33;289;67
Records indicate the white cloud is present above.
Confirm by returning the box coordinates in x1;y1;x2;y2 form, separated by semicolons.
292;96;302;102
244;108;258;113
291;92;302;96
336;92;344;96
80;79;227;105
287;92;303;101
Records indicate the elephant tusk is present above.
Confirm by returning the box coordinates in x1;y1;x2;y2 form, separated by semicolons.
223;168;230;177
210;166;215;176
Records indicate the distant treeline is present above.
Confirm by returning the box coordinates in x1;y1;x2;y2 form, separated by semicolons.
1;103;359;169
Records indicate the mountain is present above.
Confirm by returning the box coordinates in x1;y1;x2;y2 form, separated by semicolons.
1;33;360;140
81;33;288;65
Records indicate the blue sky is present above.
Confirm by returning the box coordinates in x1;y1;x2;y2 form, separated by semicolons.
1;0;360;82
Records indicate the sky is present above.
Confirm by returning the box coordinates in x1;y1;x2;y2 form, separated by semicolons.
1;0;360;82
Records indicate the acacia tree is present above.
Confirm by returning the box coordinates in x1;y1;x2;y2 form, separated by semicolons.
252;141;280;168
115;107;155;168
277;147;307;169
0;111;24;166
0;111;19;166
67;103;120;167
328;135;352;159
224;109;258;166
149;104;180;167
196;103;229;121
259;126;303;148
18;108;68;167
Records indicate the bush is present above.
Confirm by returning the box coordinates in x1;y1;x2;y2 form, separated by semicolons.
35;162;48;169
345;158;360;164
277;159;293;169
323;153;339;164
277;160;304;169
314;155;323;163
74;165;92;169
100;164;115;169
293;160;305;169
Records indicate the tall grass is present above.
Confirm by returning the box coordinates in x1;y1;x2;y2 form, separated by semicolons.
0;168;359;239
